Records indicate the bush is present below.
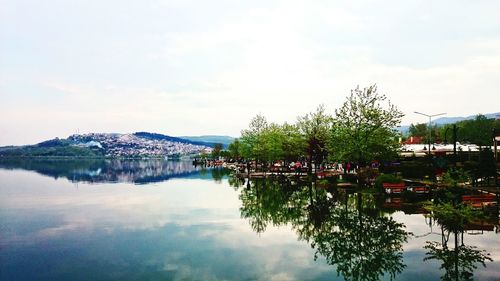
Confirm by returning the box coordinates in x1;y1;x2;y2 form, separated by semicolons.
374;173;402;189
442;168;469;188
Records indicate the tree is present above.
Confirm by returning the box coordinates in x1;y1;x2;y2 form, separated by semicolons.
409;123;428;137
281;123;306;162
260;123;286;163
240;114;269;169
211;143;223;159
297;104;333;173
460;115;493;147
441;115;499;147
410;123;441;143
227;139;241;160
329;84;404;164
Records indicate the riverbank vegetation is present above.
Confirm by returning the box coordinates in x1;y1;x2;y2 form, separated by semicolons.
228;84;403;170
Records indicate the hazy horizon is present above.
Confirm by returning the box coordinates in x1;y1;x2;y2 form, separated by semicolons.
2;0;500;146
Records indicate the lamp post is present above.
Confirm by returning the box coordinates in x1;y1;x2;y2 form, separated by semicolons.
414;111;446;156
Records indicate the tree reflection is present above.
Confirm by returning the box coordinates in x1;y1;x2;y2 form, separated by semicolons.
424;238;492;281
237;179;409;280
423;203;493;281
239;178;309;233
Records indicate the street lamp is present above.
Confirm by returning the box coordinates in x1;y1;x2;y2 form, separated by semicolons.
414;111;446;156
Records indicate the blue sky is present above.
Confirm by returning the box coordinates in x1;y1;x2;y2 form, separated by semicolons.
1;0;500;145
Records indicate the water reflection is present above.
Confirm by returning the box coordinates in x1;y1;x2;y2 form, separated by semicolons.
1;161;498;280
0;158;230;184
236;178;410;281
423;203;494;281
424;235;492;281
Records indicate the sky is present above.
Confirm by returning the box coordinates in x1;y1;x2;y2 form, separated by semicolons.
1;0;500;146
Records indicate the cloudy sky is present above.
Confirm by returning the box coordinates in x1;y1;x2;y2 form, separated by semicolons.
1;0;499;145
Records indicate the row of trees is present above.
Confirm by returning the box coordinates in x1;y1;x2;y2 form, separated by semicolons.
408;115;500;146
227;84;404;168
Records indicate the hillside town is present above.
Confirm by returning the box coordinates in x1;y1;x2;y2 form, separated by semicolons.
69;133;212;157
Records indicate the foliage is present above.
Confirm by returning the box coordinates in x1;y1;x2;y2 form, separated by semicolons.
329;84;404;164
238;115;307;169
280;123;305;162
477;149;496;180
260;123;286;163
240;114;268;162
409;123;440;143
442;168;470;188
409;123;428;137
0;145;103;157
211;143;223;159
458;115;495;147
440;115;500;146
423;202;480;233
227;139;241;159
374;173;403;189
297;104;333;170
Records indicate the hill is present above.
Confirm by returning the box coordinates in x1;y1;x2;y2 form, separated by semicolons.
432;112;500;125
397;112;500;135
179;135;235;147
0;132;213;158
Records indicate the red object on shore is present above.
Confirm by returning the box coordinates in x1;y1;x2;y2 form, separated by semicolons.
383;183;406;194
461;194;496;208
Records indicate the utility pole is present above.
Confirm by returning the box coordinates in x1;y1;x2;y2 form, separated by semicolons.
452;124;458;165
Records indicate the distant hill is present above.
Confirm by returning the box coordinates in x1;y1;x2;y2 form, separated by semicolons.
432;112;500;125
179;135;235;147
397;112;500;135
134;132;218;147
0;132;214;158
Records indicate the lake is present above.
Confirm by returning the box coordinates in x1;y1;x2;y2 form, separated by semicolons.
0;159;498;281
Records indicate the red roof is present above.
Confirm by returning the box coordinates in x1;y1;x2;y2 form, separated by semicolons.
403;136;423;145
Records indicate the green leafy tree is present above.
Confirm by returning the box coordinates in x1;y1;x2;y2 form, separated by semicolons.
409;123;428;137
460;115;493;147
441;115;498;147
281;123;306;162
329;84;404;164
297;104;333;172
227;139;241;159
442;168;470;188
260;123;286;163
410;123;441;143
240;114;269;169
211;143;223;159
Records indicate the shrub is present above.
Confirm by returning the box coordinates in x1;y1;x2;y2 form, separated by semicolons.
374;173;402;189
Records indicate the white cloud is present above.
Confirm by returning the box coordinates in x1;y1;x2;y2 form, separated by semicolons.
1;0;500;145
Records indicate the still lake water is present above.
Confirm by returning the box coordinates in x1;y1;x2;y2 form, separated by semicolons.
0;159;498;281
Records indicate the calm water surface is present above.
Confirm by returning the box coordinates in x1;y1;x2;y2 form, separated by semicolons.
0;159;499;281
